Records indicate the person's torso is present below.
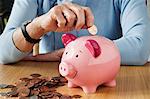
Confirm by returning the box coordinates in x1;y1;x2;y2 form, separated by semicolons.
38;0;122;53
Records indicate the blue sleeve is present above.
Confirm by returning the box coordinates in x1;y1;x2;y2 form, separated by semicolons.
0;0;38;64
114;0;150;65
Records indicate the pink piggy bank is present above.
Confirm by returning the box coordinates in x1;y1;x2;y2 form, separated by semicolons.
59;33;120;94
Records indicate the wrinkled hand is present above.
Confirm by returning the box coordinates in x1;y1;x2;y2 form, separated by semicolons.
38;2;94;33
23;48;65;62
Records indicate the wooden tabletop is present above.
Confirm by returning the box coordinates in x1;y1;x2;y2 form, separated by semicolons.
0;61;150;99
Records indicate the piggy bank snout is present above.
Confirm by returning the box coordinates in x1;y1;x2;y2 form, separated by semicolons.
59;62;77;79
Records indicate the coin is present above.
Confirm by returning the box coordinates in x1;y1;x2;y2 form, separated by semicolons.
18;86;30;97
0;92;8;96
7;90;18;97
0;74;82;99
30;73;41;78
53;92;62;97
0;84;8;89
29;95;38;99
88;25;98;35
60;95;72;99
6;85;16;88
60;77;68;83
30;90;39;96
72;95;82;98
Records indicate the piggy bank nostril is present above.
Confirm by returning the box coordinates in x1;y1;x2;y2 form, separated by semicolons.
64;68;66;71
76;54;79;58
61;67;63;70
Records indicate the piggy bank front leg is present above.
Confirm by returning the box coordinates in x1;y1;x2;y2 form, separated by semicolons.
103;79;116;87
82;86;97;94
68;81;78;88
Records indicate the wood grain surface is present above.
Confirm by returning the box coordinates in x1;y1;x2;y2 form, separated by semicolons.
0;61;150;99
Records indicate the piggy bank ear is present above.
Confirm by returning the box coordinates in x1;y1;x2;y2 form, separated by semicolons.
85;39;101;58
62;33;77;46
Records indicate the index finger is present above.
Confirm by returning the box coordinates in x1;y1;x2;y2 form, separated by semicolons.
82;7;94;28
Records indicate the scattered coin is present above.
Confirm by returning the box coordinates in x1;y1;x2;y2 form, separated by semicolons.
72;95;82;98
53;92;62;97
88;25;98;35
7;90;18;97
18;86;30;97
6;85;16;88
30;73;41;78
0;74;82;99
60;95;72;99
29;95;38;99
0;92;8;96
19;77;31;82
30;90;39;96
0;84;8;89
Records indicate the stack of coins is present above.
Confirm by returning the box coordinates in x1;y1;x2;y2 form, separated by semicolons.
0;74;82;99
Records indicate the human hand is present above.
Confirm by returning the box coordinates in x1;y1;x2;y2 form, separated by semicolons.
38;2;94;33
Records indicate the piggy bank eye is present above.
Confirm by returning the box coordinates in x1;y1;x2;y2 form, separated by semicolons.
76;54;79;58
66;52;68;55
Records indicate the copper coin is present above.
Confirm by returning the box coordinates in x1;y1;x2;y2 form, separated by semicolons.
19;77;31;82
53;92;62;97
16;81;27;88
39;91;53;96
39;86;50;92
41;76;51;81
0;84;8;89
7;91;18;97
60;95;72;99
18;87;30;97
0;92;8;96
30;73;41;78
60;77;68;83
6;85;16;88
30;90;39;96
72;95;82;98
0;74;82;99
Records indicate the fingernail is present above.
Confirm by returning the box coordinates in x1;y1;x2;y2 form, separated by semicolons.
82;25;88;29
89;23;93;27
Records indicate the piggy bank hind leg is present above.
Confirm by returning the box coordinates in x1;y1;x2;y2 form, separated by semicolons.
103;79;116;87
81;86;97;94
68;81;78;88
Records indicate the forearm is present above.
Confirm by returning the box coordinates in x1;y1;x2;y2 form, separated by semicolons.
13;17;45;52
114;36;150;65
0;29;29;64
116;0;150;65
0;0;44;64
